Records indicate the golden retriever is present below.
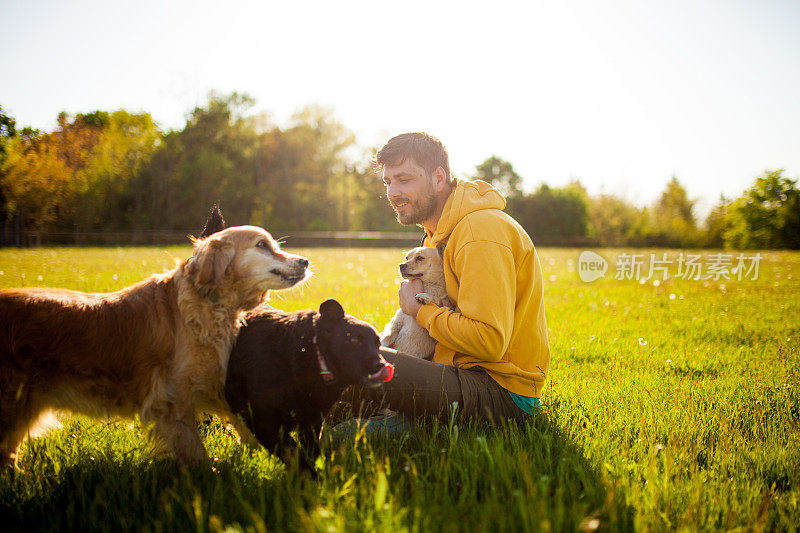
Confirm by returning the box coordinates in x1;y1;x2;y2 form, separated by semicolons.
380;244;452;360
0;225;309;467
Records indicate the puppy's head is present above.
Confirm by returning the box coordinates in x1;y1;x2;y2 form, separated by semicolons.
186;225;309;306
398;246;445;284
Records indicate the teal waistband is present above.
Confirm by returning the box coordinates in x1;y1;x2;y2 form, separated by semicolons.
508;392;542;414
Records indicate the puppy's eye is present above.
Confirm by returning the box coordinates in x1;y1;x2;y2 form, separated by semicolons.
415;256;424;262
256;240;269;250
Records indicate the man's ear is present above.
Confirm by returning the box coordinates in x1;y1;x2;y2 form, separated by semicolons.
432;166;449;192
189;238;235;287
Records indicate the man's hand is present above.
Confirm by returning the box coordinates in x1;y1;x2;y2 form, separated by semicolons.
399;278;424;317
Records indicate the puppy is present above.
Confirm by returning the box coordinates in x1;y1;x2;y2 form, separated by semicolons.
0;224;309;468
380;244;452;360
225;299;394;471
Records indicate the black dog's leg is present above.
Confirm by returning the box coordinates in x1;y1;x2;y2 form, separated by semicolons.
277;429;318;476
296;424;322;474
249;416;283;453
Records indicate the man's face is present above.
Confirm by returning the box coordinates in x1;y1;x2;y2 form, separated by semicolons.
382;158;438;226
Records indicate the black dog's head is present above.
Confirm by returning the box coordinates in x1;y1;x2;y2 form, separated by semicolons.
314;299;393;388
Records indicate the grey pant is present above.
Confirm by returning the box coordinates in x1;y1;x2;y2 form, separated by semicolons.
349;347;528;425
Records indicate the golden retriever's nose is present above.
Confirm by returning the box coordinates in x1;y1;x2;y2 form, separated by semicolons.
298;258;309;268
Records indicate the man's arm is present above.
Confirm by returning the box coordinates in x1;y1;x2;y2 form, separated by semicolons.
416;240;516;362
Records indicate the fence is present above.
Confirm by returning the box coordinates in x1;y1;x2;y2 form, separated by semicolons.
1;224;598;249
0;229;425;248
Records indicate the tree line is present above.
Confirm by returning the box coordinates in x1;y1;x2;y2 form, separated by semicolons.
1;93;798;248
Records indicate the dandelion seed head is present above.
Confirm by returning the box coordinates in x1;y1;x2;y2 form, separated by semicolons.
638;338;647;346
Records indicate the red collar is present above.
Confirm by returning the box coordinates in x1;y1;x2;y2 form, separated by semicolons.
312;335;335;383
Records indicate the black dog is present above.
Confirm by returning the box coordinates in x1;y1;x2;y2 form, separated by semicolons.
198;206;394;470
225;300;393;470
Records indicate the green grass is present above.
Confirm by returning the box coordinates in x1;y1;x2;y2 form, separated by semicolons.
1;246;798;532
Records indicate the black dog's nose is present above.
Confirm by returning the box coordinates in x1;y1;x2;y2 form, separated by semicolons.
298;258;309;268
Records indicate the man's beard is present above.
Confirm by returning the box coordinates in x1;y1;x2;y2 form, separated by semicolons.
393;190;438;226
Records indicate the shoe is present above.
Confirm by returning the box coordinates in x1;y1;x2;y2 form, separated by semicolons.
327;411;413;443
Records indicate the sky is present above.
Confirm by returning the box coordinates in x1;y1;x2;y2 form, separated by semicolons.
2;0;799;219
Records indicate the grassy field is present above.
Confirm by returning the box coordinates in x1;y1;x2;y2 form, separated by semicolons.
0;246;798;532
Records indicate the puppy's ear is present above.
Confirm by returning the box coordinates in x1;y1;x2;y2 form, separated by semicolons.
190;238;235;287
435;241;447;258
199;204;226;239
319;299;345;321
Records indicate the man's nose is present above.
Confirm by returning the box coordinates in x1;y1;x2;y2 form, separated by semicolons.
387;181;401;199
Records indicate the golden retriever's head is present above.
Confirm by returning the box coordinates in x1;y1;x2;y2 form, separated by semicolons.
186;225;309;306
399;246;445;284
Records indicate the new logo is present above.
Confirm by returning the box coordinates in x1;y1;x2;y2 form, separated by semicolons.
578;251;608;282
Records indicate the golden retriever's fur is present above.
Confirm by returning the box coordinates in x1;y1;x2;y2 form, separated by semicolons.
0;225;308;467
380;245;452;359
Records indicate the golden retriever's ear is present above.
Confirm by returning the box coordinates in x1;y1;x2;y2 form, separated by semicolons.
191;239;236;287
436;241;447;258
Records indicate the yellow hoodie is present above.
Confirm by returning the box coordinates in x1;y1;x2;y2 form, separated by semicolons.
416;179;551;398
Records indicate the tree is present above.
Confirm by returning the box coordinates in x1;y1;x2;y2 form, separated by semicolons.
586;193;644;247
130;92;261;231
0;105;18;244
702;195;731;248
650;176;698;247
74;110;161;233
508;183;589;244
0;105;16;164
348;146;401;232
0;112;106;242
256;105;359;232
472;155;523;198
0;134;74;240
724;169;800;249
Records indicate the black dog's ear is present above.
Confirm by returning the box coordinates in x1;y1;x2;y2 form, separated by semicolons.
319;299;345;321
436;241;447;258
199;204;226;239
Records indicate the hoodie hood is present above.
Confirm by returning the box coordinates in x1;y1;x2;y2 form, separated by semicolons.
428;179;506;245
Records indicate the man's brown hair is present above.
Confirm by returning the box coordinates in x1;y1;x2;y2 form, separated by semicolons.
375;132;451;181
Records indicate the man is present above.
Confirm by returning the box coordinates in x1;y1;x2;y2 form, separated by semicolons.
354;132;550;425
